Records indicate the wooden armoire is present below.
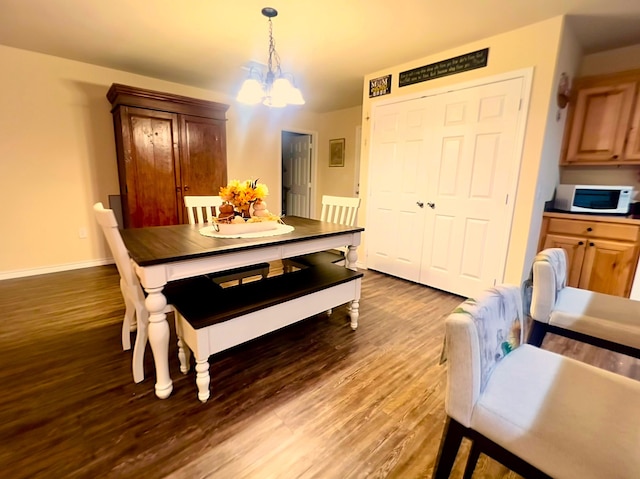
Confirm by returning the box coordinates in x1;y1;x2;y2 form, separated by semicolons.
107;84;229;228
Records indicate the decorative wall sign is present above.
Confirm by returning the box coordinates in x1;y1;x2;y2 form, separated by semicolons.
399;48;489;87
369;74;392;98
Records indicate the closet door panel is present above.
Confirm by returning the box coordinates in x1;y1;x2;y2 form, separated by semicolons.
366;99;431;281
420;78;524;298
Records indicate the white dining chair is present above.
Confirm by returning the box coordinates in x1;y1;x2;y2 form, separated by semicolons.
183;195;269;285
94;202;175;383
285;195;361;270
184;195;223;225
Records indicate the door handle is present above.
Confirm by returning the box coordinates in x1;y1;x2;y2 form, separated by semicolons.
416;201;424;208
427;202;436;209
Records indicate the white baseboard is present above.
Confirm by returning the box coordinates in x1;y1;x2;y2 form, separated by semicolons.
0;258;115;281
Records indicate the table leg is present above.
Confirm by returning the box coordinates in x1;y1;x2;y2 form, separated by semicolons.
349;299;360;330
144;286;173;399
346;245;358;271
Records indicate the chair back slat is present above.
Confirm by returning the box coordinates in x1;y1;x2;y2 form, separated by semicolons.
93;202;140;290
320;195;361;226
184;196;224;224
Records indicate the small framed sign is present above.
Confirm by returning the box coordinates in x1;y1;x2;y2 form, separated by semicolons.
329;138;345;167
369;74;392;98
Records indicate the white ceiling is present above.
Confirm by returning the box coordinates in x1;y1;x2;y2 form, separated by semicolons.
1;0;640;112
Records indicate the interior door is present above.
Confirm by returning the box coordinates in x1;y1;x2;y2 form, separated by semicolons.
366;97;431;282
419;78;524;298
283;133;311;217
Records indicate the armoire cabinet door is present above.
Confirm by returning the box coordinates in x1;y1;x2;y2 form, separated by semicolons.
120;106;181;228
179;115;228;199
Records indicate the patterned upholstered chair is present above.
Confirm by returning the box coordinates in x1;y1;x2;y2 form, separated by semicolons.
433;284;640;479
527;248;640;359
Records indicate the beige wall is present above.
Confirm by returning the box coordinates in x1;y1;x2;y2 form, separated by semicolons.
0;44;356;278
579;44;640;76
313;106;362;217
359;16;570;285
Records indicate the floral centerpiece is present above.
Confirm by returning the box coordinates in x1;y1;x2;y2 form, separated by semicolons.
215;179;280;229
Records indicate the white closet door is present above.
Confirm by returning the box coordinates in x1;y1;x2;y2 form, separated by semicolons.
419;77;523;298
366;97;432;282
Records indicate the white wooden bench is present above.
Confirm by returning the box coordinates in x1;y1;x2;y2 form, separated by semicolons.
169;263;363;402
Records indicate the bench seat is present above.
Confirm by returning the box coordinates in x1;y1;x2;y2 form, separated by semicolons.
171;263;363;402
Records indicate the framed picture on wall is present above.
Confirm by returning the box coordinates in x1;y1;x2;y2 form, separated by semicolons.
329;138;345;167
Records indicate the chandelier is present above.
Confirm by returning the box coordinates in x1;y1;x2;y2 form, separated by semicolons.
236;7;305;108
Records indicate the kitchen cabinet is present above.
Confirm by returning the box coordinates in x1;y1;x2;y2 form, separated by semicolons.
107;84;229;228
539;213;640;297
561;68;640;165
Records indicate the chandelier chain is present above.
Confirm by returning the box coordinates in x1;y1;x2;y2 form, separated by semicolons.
267;17;281;77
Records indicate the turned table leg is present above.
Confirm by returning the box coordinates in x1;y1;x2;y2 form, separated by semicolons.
144;287;173;399
195;358;211;403
346;245;358;271
349;299;360;330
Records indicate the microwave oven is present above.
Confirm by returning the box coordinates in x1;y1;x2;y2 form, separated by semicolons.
553;184;633;214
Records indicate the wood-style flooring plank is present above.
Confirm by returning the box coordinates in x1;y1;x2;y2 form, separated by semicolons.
1;264;638;478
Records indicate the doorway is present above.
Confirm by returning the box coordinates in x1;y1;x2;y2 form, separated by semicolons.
281;130;315;218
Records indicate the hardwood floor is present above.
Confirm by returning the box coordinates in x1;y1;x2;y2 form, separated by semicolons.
1;264;639;479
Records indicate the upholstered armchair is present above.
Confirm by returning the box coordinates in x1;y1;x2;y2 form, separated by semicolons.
527;247;640;359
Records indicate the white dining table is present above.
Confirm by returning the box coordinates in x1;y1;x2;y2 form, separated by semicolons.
120;216;363;399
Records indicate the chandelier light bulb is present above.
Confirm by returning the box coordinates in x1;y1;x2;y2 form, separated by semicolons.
236;7;304;108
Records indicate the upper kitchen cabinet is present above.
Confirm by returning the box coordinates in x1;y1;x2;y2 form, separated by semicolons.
107;84;229;228
561;69;640;166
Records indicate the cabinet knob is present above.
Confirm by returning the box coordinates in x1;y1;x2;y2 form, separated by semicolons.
589;242;594;247
611;155;619;159
578;241;584;245
586;227;593;232
175;186;182;192
184;185;190;192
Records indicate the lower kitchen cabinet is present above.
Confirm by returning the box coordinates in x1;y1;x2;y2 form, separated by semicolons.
539;213;640;297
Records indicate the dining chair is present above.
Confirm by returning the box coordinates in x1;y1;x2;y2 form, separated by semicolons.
433;284;640;479
94;202;188;383
183;195;270;285
526;247;640;359
184;195;223;225
285;195;361;270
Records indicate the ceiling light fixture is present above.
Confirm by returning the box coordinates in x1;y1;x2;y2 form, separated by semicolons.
236;7;305;108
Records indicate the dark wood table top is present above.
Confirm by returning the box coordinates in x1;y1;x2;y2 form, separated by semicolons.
120;216;364;266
